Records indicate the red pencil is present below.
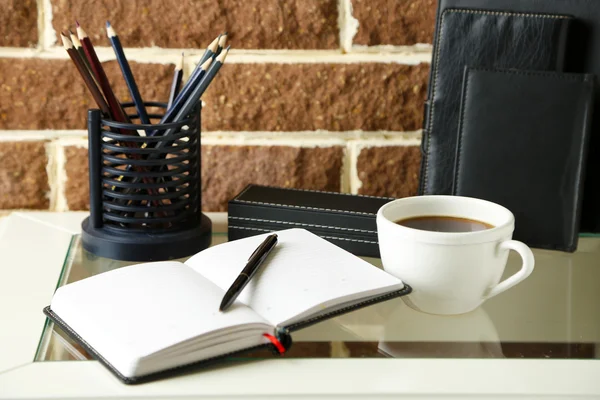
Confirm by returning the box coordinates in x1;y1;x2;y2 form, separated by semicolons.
76;22;132;128
61;32;111;117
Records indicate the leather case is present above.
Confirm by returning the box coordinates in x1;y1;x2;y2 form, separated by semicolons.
453;68;594;252
430;0;600;233
419;8;572;196
228;185;394;258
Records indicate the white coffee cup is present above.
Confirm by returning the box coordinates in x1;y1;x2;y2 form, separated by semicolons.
376;196;534;315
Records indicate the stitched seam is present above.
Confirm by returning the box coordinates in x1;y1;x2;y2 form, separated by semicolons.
454;69;472;194
423;8;570;193
235;184;395;201
233;199;377;216
228;216;377;234
468;68;589;82
229;225;379;244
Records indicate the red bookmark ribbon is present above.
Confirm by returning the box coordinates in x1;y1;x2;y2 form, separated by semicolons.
263;333;286;354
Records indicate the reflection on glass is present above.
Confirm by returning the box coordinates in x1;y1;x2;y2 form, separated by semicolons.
378;303;504;358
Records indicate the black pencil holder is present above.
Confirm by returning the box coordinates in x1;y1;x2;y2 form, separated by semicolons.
81;101;212;261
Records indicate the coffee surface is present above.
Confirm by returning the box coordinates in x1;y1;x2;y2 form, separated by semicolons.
395;216;494;232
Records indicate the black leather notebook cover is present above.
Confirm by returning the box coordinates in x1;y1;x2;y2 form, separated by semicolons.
433;0;600;235
228;185;392;258
43;285;412;384
420;9;572;196
453;68;594;252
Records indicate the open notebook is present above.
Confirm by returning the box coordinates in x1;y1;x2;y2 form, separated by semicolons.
44;229;410;384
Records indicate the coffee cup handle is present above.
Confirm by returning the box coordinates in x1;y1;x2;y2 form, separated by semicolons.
485;240;535;300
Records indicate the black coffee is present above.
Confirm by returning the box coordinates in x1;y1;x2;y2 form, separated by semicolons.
395;216;494;233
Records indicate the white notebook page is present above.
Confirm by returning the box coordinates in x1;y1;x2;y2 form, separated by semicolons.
50;261;271;377
186;229;404;327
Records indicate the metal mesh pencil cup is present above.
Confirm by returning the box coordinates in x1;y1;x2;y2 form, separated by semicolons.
81;102;212;261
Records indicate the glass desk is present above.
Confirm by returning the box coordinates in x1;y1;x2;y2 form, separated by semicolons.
35;231;600;362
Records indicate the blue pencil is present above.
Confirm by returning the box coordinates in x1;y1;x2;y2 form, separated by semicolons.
106;21;150;124
167;34;220;111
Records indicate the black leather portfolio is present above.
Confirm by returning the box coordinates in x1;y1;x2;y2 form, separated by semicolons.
453;68;594;252
425;0;600;232
228;185;393;258
419;8;572;197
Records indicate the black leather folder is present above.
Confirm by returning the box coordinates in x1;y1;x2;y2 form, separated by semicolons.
419;8;572;197
425;0;600;232
453;68;594;251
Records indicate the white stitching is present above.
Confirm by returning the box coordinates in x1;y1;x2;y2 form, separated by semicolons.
228;216;377;234
233;199;377;216
233;184;395;201
229;225;379;244
422;8;570;193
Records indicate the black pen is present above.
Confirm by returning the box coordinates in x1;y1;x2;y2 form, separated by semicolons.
219;234;278;312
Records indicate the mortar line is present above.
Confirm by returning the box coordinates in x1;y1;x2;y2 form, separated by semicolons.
0;47;432;64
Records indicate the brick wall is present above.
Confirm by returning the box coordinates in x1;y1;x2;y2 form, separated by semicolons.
0;0;435;212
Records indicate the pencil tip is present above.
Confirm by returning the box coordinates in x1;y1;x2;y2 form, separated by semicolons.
216;46;230;63
106;21;111;28
75;20;80;27
218;33;228;47
200;57;213;70
60;32;73;49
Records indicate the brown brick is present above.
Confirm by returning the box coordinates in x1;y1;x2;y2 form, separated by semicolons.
352;0;437;46
357;145;421;198
64;146;90;211
0;141;49;209
52;0;339;49
0;0;37;47
204;63;429;131
202;145;344;211
0;58;172;130
64;144;345;212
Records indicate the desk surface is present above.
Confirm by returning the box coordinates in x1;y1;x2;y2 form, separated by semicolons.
36;227;600;362
1;212;599;399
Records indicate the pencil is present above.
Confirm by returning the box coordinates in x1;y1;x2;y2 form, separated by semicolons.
167;53;184;109
106;22;150;124
214;32;227;57
61;32;111;116
149;57;212;137
199;34;221;66
69;30;96;85
76;22;131;127
161;47;229;138
168;34;220;110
